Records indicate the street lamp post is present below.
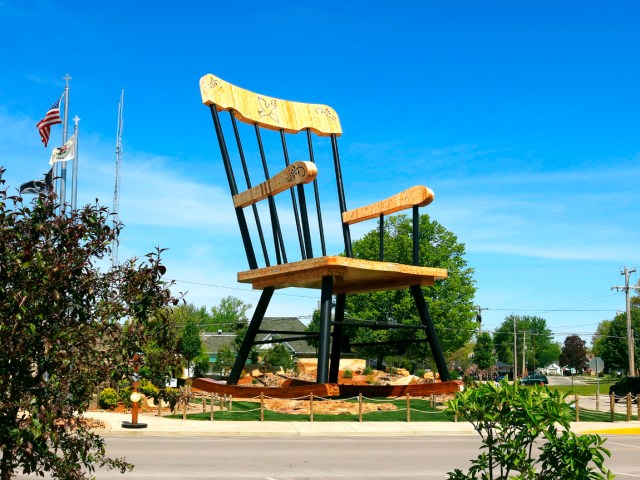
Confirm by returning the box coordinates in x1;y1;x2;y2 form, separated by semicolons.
122;353;148;429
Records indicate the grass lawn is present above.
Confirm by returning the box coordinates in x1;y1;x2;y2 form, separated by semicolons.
546;376;617;396
170;378;634;423
168;398;453;422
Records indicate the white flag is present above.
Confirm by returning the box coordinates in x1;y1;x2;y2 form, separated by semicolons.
49;134;75;165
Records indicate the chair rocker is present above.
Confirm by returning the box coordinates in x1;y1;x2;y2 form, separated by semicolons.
200;73;451;385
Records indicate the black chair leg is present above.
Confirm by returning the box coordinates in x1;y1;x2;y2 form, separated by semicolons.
410;285;450;381
329;292;346;383
227;287;274;385
316;275;333;384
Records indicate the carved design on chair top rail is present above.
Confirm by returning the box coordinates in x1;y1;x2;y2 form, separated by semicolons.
200;74;342;136
257;97;279;123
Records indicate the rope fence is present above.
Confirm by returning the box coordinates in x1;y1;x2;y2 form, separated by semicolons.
172;391;455;423
166;390;640;424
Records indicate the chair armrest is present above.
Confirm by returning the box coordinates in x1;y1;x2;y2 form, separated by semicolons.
233;161;318;208
342;186;434;225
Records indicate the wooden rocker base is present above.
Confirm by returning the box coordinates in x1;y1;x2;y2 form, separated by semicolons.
238;256;448;294
192;377;463;399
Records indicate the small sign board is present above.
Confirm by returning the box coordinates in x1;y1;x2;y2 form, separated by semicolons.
589;357;605;372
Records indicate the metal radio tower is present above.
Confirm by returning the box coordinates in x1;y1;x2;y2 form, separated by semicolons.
112;90;124;268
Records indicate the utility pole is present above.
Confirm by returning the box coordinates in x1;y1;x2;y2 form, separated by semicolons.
476;306;488;333
523;330;528;377
513;316;518;381
612;267;639;376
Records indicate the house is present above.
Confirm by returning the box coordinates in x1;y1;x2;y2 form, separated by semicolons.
201;317;317;373
495;360;514;380
544;363;562;375
202;330;236;373
255;316;317;358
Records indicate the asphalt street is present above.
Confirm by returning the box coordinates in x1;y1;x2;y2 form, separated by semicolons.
12;434;640;479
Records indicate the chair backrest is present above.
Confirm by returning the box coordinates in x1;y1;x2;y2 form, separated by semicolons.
200;74;354;270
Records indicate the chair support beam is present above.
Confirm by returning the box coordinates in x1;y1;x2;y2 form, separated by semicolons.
329;293;346;383
317;276;333;384
410;285;450;381
227;287;274;385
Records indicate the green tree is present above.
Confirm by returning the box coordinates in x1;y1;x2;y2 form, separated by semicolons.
493;315;559;374
263;343;294;371
560;335;588;373
598;310;640;374
179;317;203;377
233;324;260;363
210;296;251;331
168;303;213;330
124;310;183;390
0;170;178;480
446;381;613;479
215;343;236;375
591;320;611;358
447;341;475;375
342;214;477;367
473;332;496;381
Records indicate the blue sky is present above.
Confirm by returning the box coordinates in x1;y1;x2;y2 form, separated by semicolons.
2;1;639;346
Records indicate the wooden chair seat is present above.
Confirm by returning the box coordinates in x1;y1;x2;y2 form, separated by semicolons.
238;256;447;294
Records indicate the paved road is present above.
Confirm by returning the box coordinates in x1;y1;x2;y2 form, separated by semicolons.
14;435;640;479
547;374;587;386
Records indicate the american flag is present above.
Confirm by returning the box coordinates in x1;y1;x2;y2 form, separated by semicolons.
36;95;63;147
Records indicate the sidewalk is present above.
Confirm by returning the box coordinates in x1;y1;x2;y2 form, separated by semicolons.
87;411;640;437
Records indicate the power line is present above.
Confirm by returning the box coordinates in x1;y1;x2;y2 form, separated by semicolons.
170;279;318;299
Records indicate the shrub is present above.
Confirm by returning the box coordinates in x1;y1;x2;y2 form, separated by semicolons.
387;366;398;375
99;388;119;410
262;343;294;371
446;380;612;479
342;368;353;379
160;387;181;412
363;366;373;375
119;385;133;408
414;368;426;378
139;379;159;402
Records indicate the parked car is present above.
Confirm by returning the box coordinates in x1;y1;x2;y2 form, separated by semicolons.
609;377;640;401
519;373;549;386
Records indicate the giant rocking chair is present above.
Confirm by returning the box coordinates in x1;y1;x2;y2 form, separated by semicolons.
201;74;451;385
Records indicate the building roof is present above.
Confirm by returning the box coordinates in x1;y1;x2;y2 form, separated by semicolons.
256;317;316;355
202;317;316;356
202;332;235;355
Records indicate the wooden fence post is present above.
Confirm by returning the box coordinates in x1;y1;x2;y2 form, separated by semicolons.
260;393;264;422
430;394;435;409
210;393;214;421
575;394;579;422
182;399;187;420
309;393;314;423
358;393;363;423
202;393;206;413
610;394;615;422
627;394;632;422
406;393;411;423
637;395;640;420
229;394;233;412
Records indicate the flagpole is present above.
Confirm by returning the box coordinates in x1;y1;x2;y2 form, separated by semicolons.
71;116;80;210
60;73;71;209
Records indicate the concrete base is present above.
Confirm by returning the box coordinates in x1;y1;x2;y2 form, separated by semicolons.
121;421;148;429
